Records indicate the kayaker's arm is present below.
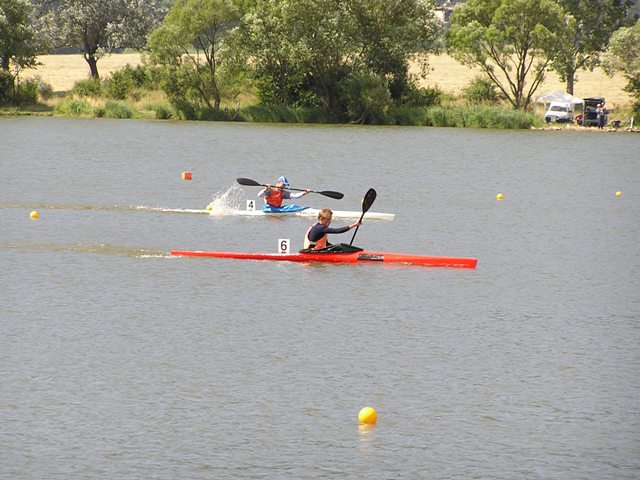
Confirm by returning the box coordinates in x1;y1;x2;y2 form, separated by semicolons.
285;189;311;199
257;185;272;198
308;223;360;241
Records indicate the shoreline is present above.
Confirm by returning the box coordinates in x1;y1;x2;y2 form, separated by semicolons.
5;53;635;130
22;52;633;107
2;108;637;132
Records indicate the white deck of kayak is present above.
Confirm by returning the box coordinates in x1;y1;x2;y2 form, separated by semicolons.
160;207;396;221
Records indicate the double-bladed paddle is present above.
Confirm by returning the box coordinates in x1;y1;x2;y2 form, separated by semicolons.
236;177;344;200
349;188;376;246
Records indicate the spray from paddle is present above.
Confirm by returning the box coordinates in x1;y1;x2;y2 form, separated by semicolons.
205;183;245;215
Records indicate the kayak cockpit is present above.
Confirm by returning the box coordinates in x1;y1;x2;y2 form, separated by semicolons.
298;243;364;254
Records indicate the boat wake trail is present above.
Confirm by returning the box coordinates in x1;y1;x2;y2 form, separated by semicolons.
1;202;208;215
1;242;169;258
0;183;247;216
2;202;216;215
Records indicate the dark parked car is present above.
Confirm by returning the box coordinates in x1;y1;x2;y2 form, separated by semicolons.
578;97;607;127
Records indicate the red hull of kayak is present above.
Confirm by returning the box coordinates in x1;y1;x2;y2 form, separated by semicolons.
170;249;477;268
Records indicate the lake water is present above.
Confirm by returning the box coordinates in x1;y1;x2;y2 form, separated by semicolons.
1;117;639;479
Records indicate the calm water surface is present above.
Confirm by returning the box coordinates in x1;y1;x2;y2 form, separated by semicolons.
1;117;639;479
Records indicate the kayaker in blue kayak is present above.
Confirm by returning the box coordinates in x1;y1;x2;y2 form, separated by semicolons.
258;176;311;209
304;208;361;250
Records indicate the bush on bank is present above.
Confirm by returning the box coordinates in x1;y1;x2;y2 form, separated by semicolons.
0;71;51;106
71;65;159;101
48;97;538;128
238;106;332;124
423;106;538;129
54;98;145;119
54;99;94;116
463;77;500;105
232;104;538;129
96;100;137;119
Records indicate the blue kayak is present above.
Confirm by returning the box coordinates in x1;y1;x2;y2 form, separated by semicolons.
261;204;310;213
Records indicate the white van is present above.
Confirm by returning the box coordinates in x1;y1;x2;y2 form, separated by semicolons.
545;101;574;123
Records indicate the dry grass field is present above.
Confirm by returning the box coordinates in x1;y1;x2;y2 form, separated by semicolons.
24;53;144;92
419;55;632;109
23;52;632;110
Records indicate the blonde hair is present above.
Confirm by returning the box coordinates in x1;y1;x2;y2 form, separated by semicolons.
318;208;333;222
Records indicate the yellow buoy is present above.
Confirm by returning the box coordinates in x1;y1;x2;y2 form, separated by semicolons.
496;193;504;200
615;191;622;197
30;210;39;219
358;406;377;424
205;204;213;210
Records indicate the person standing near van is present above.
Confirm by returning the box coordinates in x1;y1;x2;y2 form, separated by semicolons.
597;103;607;129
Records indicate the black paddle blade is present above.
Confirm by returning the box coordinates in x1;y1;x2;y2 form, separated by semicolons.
349;188;377;246
319;190;344;200
361;188;377;213
236;177;262;187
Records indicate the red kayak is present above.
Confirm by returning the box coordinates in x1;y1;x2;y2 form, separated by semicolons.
170;245;477;268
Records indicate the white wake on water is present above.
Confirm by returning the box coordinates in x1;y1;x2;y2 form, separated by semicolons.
205;183;248;215
133;183;249;215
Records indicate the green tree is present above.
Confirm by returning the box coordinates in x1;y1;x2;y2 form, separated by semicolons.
0;0;40;103
148;0;241;113
0;0;38;71
238;0;440;118
233;0;306;106
353;0;441;103
446;0;565;109
551;0;632;95
237;0;360;113
36;0;165;79
290;0;358;114
602;21;640;115
344;72;391;124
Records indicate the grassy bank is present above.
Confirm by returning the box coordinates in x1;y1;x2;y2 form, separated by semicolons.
27;96;540;129
5;52;634;128
23;53;632;107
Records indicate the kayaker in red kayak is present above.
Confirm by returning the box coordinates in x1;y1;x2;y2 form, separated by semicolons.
304;208;361;250
258;176;311;208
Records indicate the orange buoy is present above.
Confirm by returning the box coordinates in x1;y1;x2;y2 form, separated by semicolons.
182;171;192;180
